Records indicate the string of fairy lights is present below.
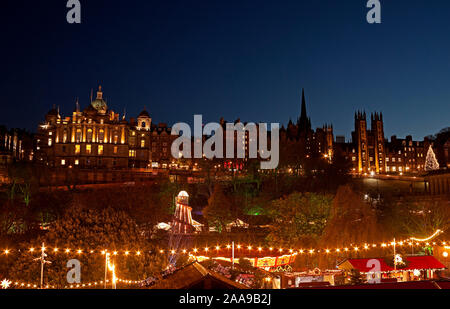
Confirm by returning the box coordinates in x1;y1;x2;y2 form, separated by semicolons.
0;278;144;290
0;230;447;289
0;232;447;258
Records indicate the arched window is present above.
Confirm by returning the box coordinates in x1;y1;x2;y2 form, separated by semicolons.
76;129;82;143
87;129;93;143
63;130;68;143
98;129;105;143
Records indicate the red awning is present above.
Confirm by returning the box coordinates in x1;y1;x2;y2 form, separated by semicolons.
343;256;446;273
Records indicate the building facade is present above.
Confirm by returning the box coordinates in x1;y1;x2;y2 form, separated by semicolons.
33;86;445;176
339;111;429;175
0;126;33;166
34;86;178;170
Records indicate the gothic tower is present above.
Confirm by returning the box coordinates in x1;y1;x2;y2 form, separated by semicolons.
371;112;386;174
355;111;369;173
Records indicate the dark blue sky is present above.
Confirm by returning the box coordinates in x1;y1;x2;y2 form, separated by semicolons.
1;0;449;140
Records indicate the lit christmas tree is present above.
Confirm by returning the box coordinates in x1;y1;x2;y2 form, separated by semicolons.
425;145;440;171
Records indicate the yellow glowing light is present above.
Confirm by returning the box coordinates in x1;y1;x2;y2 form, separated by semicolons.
205;248;209;252
336;249;340;252
125;251;129;255
410;229;443;242
113;251;118;255
443;252;448;258
216;246;220;250
136;251;141;256
54;248;58;252
237;245;241;249
29;248;35;252
4;250;9;254
248;246;252;250
226;245;231;249
65;249;70;253
1;279;11;289
344;248;349;252
258;247;262;251
325;249;330;253
193;248;198;253
182;249;187;254
77;250;82;254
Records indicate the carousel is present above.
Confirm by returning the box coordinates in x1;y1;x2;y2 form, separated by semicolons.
191;246;298;272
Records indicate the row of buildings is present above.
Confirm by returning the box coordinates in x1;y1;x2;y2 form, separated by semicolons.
7;86;450;175
0;126;33;166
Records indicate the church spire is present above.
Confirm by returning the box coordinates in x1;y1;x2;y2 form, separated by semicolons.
298;88;311;134
301;88;307;121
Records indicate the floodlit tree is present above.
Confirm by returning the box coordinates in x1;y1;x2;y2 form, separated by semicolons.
320;185;381;248
266;192;332;248
203;184;236;233
425;145;440;171
8;207;167;287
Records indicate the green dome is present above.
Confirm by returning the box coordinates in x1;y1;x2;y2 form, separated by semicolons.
91;98;107;114
91;86;107;114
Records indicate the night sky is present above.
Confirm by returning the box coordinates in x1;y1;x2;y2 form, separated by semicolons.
1;0;449;140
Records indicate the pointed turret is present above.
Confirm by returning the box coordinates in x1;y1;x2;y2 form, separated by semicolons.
298;88;311;134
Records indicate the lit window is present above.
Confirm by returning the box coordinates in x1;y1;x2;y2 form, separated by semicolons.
48;138;53;146
98;130;105;143
86;145;92;155
61;159;66;166
87;129;93;142
75;159;79;165
75;145;81;155
98;145;104;155
141;140;145;148
129;150;136;157
113;146;118;154
76;130;82;143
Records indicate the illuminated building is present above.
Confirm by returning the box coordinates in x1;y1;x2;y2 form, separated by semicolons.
34;86;177;170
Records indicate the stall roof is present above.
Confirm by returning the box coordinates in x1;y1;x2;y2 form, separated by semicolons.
338;256;446;273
